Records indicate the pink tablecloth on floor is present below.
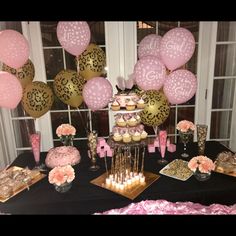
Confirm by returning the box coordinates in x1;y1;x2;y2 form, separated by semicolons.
96;200;236;215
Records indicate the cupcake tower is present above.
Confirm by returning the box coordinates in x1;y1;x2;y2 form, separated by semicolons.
105;145;146;190
111;93;147;143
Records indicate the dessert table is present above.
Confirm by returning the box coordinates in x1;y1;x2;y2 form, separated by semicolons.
0;141;236;215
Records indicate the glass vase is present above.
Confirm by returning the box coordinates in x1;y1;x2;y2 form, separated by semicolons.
194;169;211;181
54;182;72;193
60;135;73;146
87;130;100;171
197;124;208;155
179;130;193;159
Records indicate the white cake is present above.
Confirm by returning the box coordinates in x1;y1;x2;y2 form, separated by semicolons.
45;146;81;168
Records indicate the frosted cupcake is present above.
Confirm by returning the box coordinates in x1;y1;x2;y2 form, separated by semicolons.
122;132;132;143
135;114;141;123
111;100;120;111
113;132;122;142
127;117;137;127
126;100;136;111
140;130;148;139
116;117;126;127
137;97;145;109
132;131;141;142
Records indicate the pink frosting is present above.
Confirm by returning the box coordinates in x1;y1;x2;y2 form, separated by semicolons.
45;146;81;168
96;199;236;215
115;94;139;107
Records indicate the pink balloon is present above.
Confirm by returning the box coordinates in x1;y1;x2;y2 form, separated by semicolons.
0;71;23;109
0;30;29;69
57;21;91;56
138;34;162;59
134;57;166;91
163;69;197;104
160;27;195;71
83;77;113;111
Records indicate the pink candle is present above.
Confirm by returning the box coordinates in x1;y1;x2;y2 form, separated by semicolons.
159;130;167;158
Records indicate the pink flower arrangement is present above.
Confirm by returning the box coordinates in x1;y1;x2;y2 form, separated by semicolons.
56;124;76;137
188;156;215;174
48;165;75;186
176;120;195;133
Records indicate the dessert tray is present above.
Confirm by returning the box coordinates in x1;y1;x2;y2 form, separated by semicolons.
0;166;46;203
159;159;193;181
214;151;236;177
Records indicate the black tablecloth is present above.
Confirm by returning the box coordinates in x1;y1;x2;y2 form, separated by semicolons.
0;141;235;215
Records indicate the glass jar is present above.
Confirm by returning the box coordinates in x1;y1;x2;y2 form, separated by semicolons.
54;182;72;193
60;135;73;146
194;169;211;181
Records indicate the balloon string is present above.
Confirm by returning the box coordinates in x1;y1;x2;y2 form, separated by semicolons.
153;125;159;136
77;108;90;134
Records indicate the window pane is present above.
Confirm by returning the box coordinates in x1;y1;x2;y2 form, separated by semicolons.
177;107;195;124
51;112;69;139
44;48;64;80
40;21;60;47
91;110;109;137
65;51;77;70
185;46;198;74
217;22;236;42
88;21;105;45
210;111;232;139
212;79;235;109
11;103;29;117
158;21;178;36
71;111;89;138
137;21;156;44
180;21;199;42
160;107;176;135
0;22;22;32
13;119;35;148
214;44;236;76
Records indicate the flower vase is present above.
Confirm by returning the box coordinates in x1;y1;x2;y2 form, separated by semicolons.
61;135;73;146
54;182;72;193
194;169;211;181
87;131;100;171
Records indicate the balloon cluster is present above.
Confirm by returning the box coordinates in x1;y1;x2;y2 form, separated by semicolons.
56;21;110;111
134;27;198;126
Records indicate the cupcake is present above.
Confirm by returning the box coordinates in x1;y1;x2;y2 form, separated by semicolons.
137;97;145;109
132;131;141;142
135;114;141;123
111;100;120;111
122;132;131;143
116;117;126;127
140;130;148;139
127;117;137;127
126;100;136;111
113;132;122;142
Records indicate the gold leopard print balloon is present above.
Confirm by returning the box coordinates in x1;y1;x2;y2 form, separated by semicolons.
53;69;86;108
76;43;106;80
22;81;54;118
140;90;170;126
2;59;35;89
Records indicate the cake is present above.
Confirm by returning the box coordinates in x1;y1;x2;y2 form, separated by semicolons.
137;97;145;109
127;117;137;127
113;132;122;142
132;131;141;142
111;100;120;111
116;117;126;127
45;146;81;168
140;130;148;139
126;100;136;111
122;132;131;143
